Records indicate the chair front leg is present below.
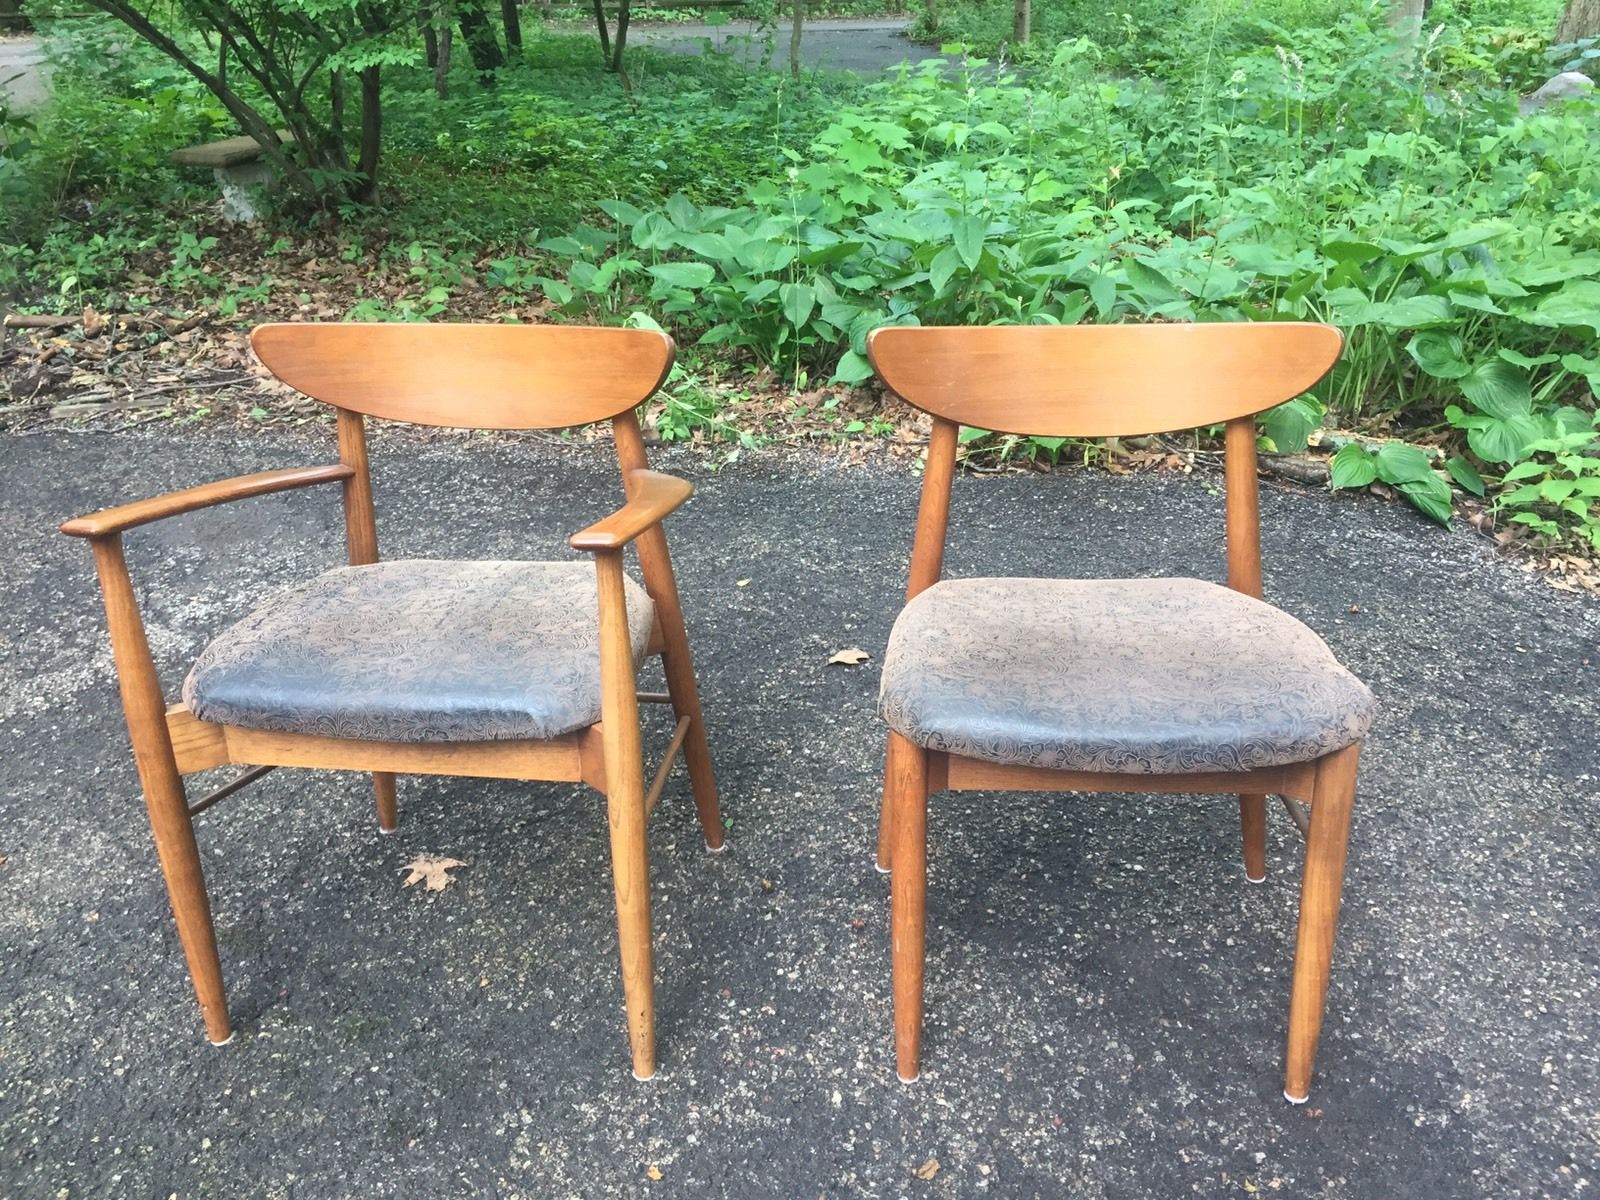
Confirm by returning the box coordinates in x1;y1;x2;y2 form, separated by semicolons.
1283;741;1361;1103
594;550;657;1079
886;730;929;1082
90;536;231;1044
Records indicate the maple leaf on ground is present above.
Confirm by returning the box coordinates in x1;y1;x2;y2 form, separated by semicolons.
401;855;466;892
827;647;871;666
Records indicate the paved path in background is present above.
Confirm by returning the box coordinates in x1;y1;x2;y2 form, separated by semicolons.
1;426;1596;1198
0;34;47;112
624;17;946;74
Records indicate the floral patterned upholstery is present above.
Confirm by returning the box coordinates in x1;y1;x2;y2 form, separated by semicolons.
183;560;656;743
880;577;1374;774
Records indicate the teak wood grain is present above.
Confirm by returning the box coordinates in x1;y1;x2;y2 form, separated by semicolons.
866;322;1343;438
868;322;1362;1103
251;323;674;429
60;465;353;538
64;323;723;1080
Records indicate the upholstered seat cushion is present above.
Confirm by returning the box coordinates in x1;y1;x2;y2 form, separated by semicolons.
182;560;656;743
880;577;1374;774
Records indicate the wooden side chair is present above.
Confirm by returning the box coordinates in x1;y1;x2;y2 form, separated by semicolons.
61;323;725;1080
867;322;1375;1103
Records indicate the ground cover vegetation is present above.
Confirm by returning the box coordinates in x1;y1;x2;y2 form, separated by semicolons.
1;0;1597;558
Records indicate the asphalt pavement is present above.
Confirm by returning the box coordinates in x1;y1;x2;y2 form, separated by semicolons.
1;426;1596;1198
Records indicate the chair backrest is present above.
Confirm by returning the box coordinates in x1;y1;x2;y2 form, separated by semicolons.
249;322;673;571
251;323;674;429
866;323;1341;438
865;322;1343;602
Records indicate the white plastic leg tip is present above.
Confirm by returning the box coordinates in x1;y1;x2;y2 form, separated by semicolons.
1283;1089;1309;1105
632;1069;657;1082
875;859;892;875
897;1071;920;1085
208;1032;236;1047
705;838;728;854
1246;873;1267;885
379;825;399;837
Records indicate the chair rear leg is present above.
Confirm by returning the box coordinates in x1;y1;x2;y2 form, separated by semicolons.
887;730;929;1083
1283;742;1361;1103
1239;793;1267;883
659;642;724;852
373;772;398;834
875;741;896;874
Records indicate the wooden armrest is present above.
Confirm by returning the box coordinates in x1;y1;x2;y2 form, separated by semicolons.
568;470;693;552
60;464;355;539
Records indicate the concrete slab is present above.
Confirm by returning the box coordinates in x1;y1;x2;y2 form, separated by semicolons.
0;34;47;113
0;427;1595;1197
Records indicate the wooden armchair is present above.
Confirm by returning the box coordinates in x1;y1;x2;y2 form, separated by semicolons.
61;323;724;1080
867;322;1374;1103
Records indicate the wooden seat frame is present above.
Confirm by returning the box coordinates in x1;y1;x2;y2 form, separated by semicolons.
62;323;724;1080
867;322;1361;1103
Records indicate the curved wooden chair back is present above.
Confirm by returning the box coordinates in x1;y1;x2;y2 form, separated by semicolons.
866;322;1342;438
251;323;675;429
866;322;1342;603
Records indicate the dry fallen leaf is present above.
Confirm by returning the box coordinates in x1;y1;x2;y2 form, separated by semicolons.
401;855;466;892
827;647;871;666
914;1158;941;1180
736;578;752;587
646;1165;663;1181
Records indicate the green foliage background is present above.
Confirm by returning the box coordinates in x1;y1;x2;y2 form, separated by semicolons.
2;0;1598;547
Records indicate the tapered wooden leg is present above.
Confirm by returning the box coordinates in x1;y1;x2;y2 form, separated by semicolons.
373;772;398;834
1283;742;1360;1103
90;536;231;1044
1240;792;1267;883
875;737;899;873
659;641;724;852
887;731;929;1083
595;551;657;1079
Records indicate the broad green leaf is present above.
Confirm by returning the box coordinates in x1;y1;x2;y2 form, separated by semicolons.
779;282;816;328
1406;332;1469;379
1330;443;1378;489
952;215;986;272
1399;475;1453;525
929;245;964;295
831;350;874;384
647;262;714;288
1089;273;1117;318
1260;395;1322;453
1467;414;1544;464
1445;455;1485;496
1459;360;1531;419
1374;443;1435;485
596;198;645;225
1124;260;1181;306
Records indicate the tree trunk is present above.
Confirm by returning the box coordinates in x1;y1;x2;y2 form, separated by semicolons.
354;65;382;203
501;0;522;49
458;0;504;73
0;0;30;32
1556;0;1600;43
1012;0;1029;43
434;0;454;98
923;0;939;34
789;0;804;77
1389;0;1426;35
419;7;438;67
592;0;611;63
609;0;630;73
